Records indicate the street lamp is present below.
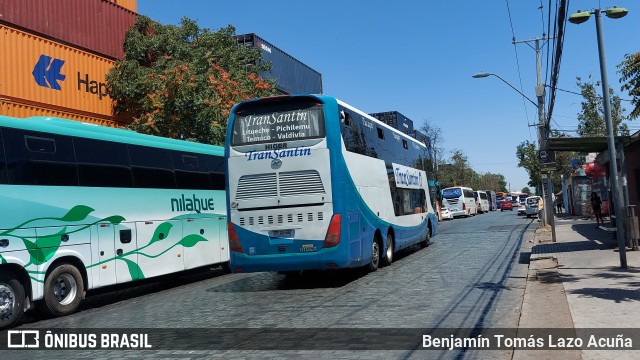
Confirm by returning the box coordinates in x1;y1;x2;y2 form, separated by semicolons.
472;71;556;239
472;73;537;106
569;6;628;268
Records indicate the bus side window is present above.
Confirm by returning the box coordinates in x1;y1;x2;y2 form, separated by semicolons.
4;128;78;186
0;128;7;184
129;144;176;189
75;137;133;188
174;152;210;190
206;155;226;190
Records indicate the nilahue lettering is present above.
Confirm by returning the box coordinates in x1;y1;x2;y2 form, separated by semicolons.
170;194;215;213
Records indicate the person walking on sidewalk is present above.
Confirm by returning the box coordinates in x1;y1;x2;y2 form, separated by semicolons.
590;192;603;228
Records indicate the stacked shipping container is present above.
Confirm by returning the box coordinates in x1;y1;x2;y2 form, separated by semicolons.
236;33;323;95
0;0;137;126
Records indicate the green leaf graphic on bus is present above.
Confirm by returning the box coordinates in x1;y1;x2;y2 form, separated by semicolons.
120;257;144;280
23;228;68;265
179;234;207;248
148;222;174;245
102;215;126;225
60;205;95;222
0;253;6;264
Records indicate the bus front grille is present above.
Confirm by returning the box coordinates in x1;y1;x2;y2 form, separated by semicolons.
236;173;277;200
235;170;325;200
278;170;325;197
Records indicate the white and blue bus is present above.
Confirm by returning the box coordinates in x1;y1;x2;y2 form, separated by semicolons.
0;116;228;329
225;95;438;273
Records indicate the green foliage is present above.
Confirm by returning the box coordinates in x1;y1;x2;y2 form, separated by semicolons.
436;149;507;192
516;135;573;196
516;141;541;194
106;16;277;145
575;76;629;136
618;52;640;120
521;187;531;194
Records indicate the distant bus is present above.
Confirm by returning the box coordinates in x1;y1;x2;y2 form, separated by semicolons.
0;116;228;329
485;190;497;211
474;190;490;213
442;186;477;217
225;95;438;273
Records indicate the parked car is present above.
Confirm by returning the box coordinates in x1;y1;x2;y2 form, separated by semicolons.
441;206;454;220
500;201;513;211
525;196;542;218
517;202;526;215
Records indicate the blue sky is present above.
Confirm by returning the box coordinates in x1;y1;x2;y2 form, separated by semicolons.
138;0;640;193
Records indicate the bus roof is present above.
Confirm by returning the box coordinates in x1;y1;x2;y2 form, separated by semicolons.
0;115;224;156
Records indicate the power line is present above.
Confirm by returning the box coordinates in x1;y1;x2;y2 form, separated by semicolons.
545;84;633;101
504;0;533;142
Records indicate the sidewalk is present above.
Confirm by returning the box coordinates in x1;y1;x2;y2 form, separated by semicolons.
526;214;640;359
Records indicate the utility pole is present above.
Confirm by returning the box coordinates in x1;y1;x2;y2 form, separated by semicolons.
513;36;557;242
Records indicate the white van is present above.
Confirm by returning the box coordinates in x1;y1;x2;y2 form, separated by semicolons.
442;186;478;217
474;190;490;213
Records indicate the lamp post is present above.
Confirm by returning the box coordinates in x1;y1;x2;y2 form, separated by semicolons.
472;73;537;107
569;6;628;268
473;71;557;242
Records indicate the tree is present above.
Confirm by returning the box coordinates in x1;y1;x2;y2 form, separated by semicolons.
516;140;542;194
477;173;507;192
106;16;277;145
419;118;445;176
575;76;629;137
618;51;640;120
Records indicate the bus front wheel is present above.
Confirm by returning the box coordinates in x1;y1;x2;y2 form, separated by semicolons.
40;264;84;317
368;237;381;272
0;272;25;330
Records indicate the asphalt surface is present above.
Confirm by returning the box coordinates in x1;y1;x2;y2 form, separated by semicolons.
3;210;537;359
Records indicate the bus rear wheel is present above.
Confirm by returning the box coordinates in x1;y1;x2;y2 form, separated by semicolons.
0;273;25;330
420;225;431;248
381;233;394;266
39;264;84;317
368;237;381;272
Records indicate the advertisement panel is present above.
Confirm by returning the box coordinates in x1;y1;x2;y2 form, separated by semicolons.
0;0;137;59
0;25;118;118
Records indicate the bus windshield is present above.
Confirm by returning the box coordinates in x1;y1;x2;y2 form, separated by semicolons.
442;188;462;199
231;100;325;146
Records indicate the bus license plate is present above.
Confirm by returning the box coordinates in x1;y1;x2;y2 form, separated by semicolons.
269;229;294;238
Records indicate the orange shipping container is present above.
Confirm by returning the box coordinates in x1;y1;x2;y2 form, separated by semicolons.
0;25;118;118
107;0;137;13
0;99;126;128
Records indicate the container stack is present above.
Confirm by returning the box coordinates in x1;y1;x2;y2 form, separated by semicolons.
369;111;414;136
0;0;138;127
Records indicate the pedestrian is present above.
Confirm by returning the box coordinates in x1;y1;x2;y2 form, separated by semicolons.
556;197;564;214
590;192;603;228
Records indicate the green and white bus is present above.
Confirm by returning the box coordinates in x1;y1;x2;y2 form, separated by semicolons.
0;116;228;329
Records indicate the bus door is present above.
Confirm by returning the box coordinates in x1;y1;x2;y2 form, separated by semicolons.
183;216;222;270
135;220;184;279
96;223;117;287
114;223;139;283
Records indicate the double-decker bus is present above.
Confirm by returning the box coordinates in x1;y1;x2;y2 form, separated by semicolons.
225;95;438;273
0;116;228;329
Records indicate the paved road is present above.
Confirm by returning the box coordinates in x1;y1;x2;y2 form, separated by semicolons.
4;210;537;359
